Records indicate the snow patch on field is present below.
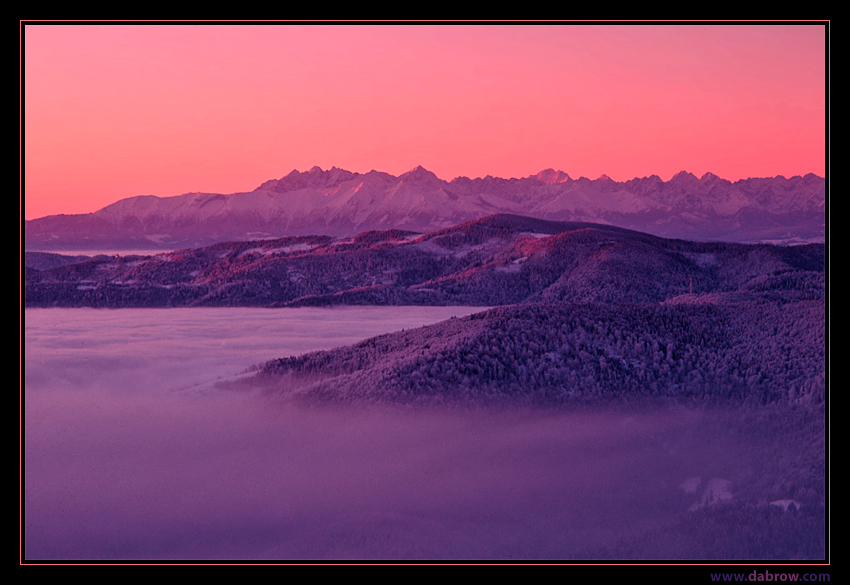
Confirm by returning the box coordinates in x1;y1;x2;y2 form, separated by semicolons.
494;257;527;273
770;499;801;512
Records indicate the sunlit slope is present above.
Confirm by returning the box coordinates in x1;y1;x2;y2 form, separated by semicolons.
25;214;824;309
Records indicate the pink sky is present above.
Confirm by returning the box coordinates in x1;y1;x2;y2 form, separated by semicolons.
23;23;827;220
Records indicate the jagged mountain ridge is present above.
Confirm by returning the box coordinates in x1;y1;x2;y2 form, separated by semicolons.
25;214;825;309
25;166;825;250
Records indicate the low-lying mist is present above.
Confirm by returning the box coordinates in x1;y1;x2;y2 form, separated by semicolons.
24;307;811;561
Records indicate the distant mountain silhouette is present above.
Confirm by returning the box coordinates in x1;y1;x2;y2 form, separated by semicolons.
25;167;825;251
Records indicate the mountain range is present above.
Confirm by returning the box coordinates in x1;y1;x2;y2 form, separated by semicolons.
24;166;826;251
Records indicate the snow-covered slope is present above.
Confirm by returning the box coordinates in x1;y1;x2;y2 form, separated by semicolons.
25;166;826;251
26;213;825;310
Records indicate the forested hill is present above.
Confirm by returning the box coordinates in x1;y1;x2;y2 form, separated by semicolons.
24;214;825;309
253;298;825;408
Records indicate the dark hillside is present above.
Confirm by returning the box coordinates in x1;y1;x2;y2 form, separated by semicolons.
24;215;825;309
254;298;825;408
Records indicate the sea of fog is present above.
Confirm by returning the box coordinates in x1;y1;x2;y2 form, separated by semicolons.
24;306;762;561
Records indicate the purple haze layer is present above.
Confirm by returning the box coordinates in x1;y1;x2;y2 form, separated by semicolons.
24;307;787;560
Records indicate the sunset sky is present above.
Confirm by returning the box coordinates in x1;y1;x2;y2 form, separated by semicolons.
22;22;827;220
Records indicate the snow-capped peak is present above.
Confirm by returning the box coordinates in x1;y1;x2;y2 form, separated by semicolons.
535;169;572;184
400;165;441;184
671;170;699;182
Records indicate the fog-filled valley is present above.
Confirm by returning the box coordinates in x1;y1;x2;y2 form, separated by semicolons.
24;306;824;561
24;210;827;563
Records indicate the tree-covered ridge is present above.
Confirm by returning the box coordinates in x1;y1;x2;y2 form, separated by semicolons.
255;298;824;408
24;214;824;309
